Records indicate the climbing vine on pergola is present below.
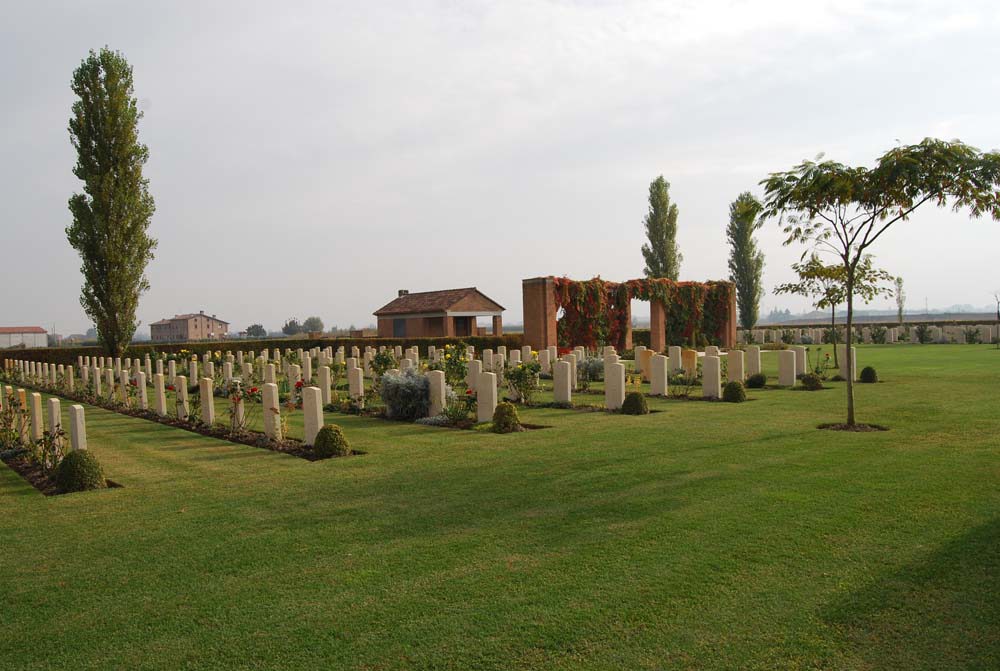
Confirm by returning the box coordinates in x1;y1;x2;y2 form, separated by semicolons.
552;277;734;350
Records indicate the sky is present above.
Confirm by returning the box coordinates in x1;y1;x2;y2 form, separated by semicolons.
2;0;999;336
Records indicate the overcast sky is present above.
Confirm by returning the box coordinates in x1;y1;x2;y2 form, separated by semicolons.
2;0;999;335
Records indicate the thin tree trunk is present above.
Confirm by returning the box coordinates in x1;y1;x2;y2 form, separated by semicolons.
831;306;838;368
845;272;856;426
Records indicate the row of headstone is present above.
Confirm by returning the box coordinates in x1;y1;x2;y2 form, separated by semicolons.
0;384;88;451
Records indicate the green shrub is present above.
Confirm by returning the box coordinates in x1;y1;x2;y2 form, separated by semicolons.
380;369;430;421
621;391;649;415
871;325;888;344
492;402;522;433
800;373;824;390
312;424;351;457
745;373;767;389
55;450;106;492
859;366;879;383
722;381;746;403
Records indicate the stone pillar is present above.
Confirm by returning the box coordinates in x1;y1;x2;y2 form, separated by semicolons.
168;360;177;386
119;370;129;405
837;345;857;380
567;353;578;390
47;397;61;437
175;375;189;420
348;367;364;403
650;354;668;396
681;349;698;376
509;349;521;365
746;346;761;377
778;350;797;386
205;361;215;380
705;345;719;357
66;366;75;393
467;359;483;388
153;373;167;416
605;361;625;410
104;369;115;399
521;276;557;350
262;383;282;440
792;346;807;376
727;350;745;382
553;360;572;405
288;364;301;403
702;356;721;399
302;354;312;383
482;349;494;371
477;371;497;423
29;392;43;443
492;314;503;336
190;359;199;384
521;345;532;362
318;366;331;405
538;349;551;375
428;370;446;417
68;405;87;451
302;387;323;446
638;348;654;382
650;300;666;353
136;372;148;410
200;378;215;425
264;363;276;384
668;346;682;373
223;361;233;384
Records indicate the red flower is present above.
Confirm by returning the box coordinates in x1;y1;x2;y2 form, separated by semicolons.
166;385;175;391
465;389;472;395
250;387;258;393
295;380;304;388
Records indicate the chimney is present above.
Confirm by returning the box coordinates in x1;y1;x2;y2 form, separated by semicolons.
398;289;409;297
200;310;205;315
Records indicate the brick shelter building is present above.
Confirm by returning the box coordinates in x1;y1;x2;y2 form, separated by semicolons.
374;288;505;338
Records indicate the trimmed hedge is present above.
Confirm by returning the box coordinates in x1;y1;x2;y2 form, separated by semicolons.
55;450;106;492
621;391;649;415
722;381;746;403
0;334;523;367
312;424;351;457
492;402;522;433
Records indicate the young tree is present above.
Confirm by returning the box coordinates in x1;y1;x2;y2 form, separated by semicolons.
245;324;267;338
302;316;324;333
774;254;893;367
282;318;303;336
726;192;765;330
894;277;906;325
761;139;1000;426
641;175;682;279
66;48;156;356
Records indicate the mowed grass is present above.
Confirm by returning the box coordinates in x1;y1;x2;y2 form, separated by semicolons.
1;345;998;670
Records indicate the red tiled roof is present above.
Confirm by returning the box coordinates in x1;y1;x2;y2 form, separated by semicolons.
151;314;230;325
374;287;504;316
0;326;46;334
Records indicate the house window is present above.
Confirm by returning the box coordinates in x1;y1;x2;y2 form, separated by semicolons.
393;319;406;338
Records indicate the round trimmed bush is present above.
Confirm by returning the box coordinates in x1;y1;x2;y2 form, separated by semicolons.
55;450;106;493
312;424;351;457
800;373;824;391
492;402;522;433
745;373;767;389
859;366;879;383
722;381;746;403
621;391;649;415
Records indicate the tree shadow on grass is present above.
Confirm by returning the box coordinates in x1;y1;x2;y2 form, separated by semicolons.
825;518;1000;670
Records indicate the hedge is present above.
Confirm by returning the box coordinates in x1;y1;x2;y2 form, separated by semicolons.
0;334;524;366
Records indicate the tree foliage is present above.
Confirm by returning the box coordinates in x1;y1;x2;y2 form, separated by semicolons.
726;192;765;330
244;324;266;338
66;48;156;356
282;318;303;336
302;316;324;333
894;277;906;325
641;176;682;280
761;138;1000;425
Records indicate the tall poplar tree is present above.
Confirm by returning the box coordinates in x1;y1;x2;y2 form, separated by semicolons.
66;48;156;356
726;192;765;330
641;176;682;279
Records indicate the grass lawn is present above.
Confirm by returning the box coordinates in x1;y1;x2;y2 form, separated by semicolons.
2;344;998;670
